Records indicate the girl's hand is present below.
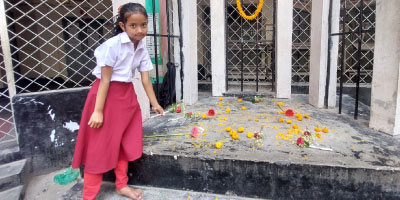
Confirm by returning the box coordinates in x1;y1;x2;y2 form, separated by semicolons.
88;111;104;128
152;105;164;116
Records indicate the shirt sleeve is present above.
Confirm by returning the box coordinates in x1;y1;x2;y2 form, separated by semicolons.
138;49;154;72
94;42;118;68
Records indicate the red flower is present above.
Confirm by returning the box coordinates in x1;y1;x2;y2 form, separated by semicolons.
176;106;181;113
188;112;193;116
208;109;215;116
254;132;260;139
304;130;311;136
191;127;199;138
285;109;294;117
296;137;305;146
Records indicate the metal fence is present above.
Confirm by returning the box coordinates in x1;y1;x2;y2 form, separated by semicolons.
292;0;312;84
225;0;275;92
197;0;211;83
0;0;182;146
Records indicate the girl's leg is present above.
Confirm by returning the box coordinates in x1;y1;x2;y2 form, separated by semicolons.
115;160;143;200
83;172;103;200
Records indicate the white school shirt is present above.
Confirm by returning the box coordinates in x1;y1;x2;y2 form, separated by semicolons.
92;32;153;82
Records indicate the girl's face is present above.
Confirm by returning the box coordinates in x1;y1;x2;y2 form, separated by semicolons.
119;13;148;45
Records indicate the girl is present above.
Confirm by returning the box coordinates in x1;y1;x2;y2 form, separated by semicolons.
72;3;163;200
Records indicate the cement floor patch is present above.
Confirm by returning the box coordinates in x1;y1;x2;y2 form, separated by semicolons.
142;94;400;171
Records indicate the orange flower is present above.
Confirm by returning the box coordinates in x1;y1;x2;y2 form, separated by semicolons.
322;128;329;133
278;118;285;123
237;127;244;133
225;126;232;132
315;127;321;132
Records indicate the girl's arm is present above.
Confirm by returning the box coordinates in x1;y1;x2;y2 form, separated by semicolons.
140;71;164;115
88;66;113;128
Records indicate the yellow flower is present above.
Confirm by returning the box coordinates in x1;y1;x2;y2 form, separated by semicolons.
315;127;321;132
278;118;285;123
322;128;329;133
278;111;285;114
297;115;303;121
287;120;292;124
225;126;232;132
255;118;259;122
293;124;299;129
304;114;310;119
230;130;237;136
201;114;207;119
238;98;243;103
237;127;244;133
277;102;283;107
315;133;322;138
232;133;239;140
215;142;223;149
219;97;223;101
203;132;207;136
226;107;231;113
247;132;253;138
223;117;227;121
242;106;246;110
296;113;302;118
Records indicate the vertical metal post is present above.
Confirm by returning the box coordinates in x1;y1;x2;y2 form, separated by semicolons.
339;0;346;114
256;14;259;92
325;0;333;108
354;0;363;119
240;0;244;92
166;0;173;104
0;0;16;98
152;0;160;99
178;0;184;100
166;0;171;63
271;0;276;92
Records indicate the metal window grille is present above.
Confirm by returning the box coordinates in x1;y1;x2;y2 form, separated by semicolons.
292;0;311;84
197;0;211;83
337;0;375;85
226;0;275;92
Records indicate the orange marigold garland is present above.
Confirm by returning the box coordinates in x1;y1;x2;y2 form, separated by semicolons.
236;0;264;21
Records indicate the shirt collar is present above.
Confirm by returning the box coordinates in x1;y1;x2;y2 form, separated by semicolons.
120;32;145;50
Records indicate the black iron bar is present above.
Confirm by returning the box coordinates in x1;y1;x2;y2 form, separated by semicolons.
354;0;364;119
271;0;276;92
240;0;244;92
146;33;180;38
325;0;333;108
339;0;347;114
177;0;184;100
256;12;259;92
152;0;160;99
166;0;173;104
330;29;374;36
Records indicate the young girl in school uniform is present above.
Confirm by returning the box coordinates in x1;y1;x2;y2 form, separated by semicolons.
72;3;163;200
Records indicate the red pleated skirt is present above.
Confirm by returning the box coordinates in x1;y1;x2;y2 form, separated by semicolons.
72;79;143;174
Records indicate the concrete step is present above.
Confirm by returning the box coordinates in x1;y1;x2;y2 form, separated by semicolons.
61;181;266;200
0;185;24;200
0;146;23;165
0;159;27;192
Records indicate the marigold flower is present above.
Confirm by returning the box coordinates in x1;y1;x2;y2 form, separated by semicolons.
238;98;243;103
247;132;253;138
277;102;283;107
232;133;239;140
219;97;223;101
315;133;322;138
293;124;299;129
230;130;237;136
242;106;246;110
215;142;223;149
296;113;302;118
237;127;244;133
278;118;285;123
287;120;292;124
285;109;294;117
278;111;285;114
297;115;303;121
208;109;215;116
226;107;231;113
304;114;310;119
255;118;259;122
225;126;232;132
315;127;321;132
322;128;329;133
201;114;207;119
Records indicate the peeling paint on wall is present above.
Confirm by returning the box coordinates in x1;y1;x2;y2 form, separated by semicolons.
50;129;55;142
63;121;80;132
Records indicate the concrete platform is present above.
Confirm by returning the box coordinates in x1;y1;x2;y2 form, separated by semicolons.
115;94;400;199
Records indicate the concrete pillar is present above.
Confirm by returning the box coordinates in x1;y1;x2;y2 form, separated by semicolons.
369;0;400;135
172;0;182;101
275;0;293;98
309;0;331;108
181;0;198;104
210;0;226;96
113;0;150;121
0;0;16;98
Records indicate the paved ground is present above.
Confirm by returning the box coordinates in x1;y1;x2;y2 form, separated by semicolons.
142;93;400;170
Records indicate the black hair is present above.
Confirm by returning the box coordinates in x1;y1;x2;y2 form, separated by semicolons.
113;3;148;36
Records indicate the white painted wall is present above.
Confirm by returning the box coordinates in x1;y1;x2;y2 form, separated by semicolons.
211;0;226;96
275;0;293;99
369;0;400;135
181;0;198;105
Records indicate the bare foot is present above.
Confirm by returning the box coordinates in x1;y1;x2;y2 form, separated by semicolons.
116;186;143;200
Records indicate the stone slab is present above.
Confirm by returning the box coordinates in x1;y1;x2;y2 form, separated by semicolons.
0;159;26;192
0;186;23;200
